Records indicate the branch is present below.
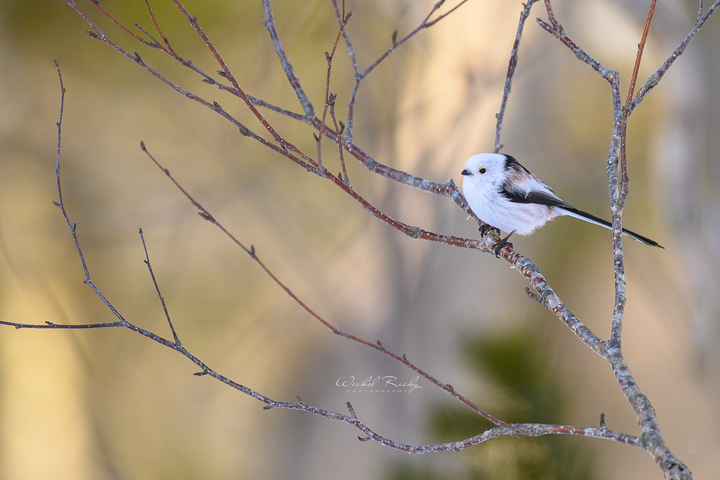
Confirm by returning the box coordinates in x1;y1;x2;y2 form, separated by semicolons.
494;0;540;153
261;0;315;118
620;0;656;198
535;3;714;477
629;0;720;114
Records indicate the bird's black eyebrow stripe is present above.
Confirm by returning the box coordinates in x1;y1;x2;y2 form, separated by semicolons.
502;155;532;176
502;154;519;169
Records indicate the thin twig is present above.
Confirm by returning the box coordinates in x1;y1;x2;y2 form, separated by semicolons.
316;14;350;172
170;0;317;165
333;0;468;139
81;0;160;49
261;0;315;117
620;0;656;198
359;0;468;79
543;0;559;27
494;0;540;153
629;0;720;114
329;102;349;183
535;19;615;80
139;228;182;346
698;0;705;22
143;0;177;55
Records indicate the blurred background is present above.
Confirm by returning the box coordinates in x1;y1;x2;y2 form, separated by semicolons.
1;0;718;478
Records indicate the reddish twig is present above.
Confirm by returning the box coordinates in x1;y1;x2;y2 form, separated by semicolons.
543;0;559;27
629;0;720;114
609;0;656;353
619;0;656;199
329;100;349;183
168;1;318;166
316;11;351;172
142;0;177;55
82;0;160;49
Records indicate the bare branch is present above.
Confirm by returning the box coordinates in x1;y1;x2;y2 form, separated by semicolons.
316;17;349;172
629;0;720;114
142;0;176;55
139;228;181;346
494;0;540;153
620;0;657;197
535;3;716;476
261;0;315;117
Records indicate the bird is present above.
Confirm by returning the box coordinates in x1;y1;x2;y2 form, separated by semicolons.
460;153;663;254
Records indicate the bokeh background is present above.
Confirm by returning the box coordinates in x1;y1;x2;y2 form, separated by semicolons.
1;0;718;479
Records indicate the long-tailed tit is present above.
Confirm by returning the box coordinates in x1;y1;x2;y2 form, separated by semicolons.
461;153;663;253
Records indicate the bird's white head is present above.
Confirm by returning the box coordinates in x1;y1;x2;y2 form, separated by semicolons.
461;153;509;189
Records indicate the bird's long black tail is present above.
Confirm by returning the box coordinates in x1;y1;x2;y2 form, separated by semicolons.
562;208;664;248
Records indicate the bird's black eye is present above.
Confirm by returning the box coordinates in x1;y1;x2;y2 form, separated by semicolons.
479;167;486;174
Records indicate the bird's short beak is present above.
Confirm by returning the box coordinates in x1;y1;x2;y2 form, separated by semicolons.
461;169;471;176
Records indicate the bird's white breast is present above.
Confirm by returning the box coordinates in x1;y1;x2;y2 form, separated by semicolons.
463;176;558;235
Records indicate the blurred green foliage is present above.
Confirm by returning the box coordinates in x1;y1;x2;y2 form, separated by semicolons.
387;326;597;480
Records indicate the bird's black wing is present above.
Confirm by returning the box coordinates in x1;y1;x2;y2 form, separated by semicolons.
499;183;571;209
499;156;572;208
